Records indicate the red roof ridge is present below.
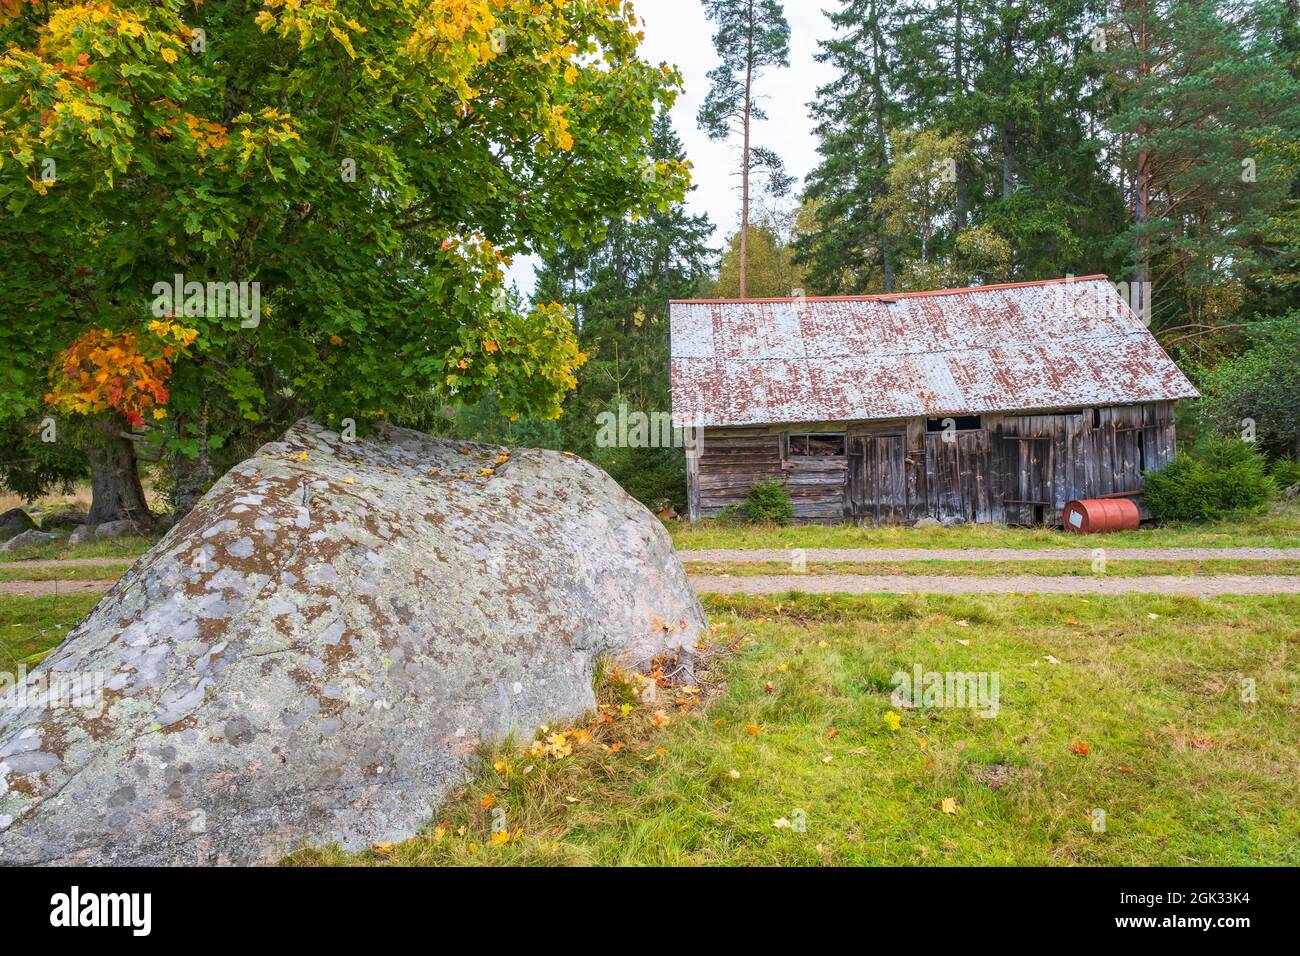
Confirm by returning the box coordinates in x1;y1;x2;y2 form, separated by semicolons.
669;274;1112;306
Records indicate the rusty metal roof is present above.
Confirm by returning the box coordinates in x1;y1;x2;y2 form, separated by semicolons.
670;276;1200;427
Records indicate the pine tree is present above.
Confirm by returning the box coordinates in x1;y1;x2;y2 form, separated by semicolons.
802;0;903;293
1098;0;1300;343
697;0;792;298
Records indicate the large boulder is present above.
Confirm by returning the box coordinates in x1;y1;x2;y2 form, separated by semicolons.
0;421;704;865
0;508;35;543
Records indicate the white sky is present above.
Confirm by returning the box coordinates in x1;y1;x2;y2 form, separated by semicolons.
508;0;838;299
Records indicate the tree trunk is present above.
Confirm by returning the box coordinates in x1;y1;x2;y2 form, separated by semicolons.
871;2;895;293
170;398;213;519
740;54;753;298
1133;17;1152;326
87;418;154;531
1001;124;1014;200
954;0;968;232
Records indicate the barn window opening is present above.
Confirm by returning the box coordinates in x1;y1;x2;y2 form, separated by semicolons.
1092;408;1102;428
788;433;846;457
926;416;982;432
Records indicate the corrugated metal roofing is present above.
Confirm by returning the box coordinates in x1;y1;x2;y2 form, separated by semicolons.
670;276;1200;427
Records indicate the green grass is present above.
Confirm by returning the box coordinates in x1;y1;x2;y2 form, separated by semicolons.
289;592;1300;866
0;535;155;564
668;501;1300;551
683;559;1300;578
0;563;133;583
0;594;103;675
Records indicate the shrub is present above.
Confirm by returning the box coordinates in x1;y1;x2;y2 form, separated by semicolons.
744;479;795;525
1144;437;1276;521
1200;316;1300;458
1269;457;1300;492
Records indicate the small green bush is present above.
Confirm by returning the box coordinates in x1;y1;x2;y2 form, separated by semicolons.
1269;457;1300;492
1144;437;1276;521
744;479;795;525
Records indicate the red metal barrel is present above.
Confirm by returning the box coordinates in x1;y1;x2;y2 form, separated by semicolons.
1062;498;1140;534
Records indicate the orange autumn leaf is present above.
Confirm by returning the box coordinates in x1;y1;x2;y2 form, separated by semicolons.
479;793;496;808
1070;742;1091;756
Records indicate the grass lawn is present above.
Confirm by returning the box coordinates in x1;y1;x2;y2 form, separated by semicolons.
0;563;133;583
291;591;1300;867
683;559;1300;578
0;536;155;564
668;501;1300;551
0;594;103;675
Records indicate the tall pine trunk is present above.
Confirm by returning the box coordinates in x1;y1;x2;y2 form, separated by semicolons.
86;417;154;530
953;0;968;232
740;23;754;299
1133;13;1152;324
871;1;895;292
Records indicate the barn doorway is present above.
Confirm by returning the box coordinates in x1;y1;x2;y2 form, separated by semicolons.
848;433;906;523
999;430;1053;526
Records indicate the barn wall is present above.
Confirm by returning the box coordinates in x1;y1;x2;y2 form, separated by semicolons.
688;402;1177;525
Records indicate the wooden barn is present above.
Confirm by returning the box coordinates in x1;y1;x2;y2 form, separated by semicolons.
669;275;1200;526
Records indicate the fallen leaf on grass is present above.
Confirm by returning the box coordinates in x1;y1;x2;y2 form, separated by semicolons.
480;794;496;809
1044;655;1061;665
955;620;969;628
941;797;959;815
745;724;763;736
821;754;833;765
651;710;671;727
373;842;397;854
772;818;792;829
825;727;839;739
1070;742;1092;756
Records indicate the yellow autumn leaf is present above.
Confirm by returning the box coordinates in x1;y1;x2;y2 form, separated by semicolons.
941;797;959;815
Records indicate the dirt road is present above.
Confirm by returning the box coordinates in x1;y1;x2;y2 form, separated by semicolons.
690;574;1300;597
680;547;1300;564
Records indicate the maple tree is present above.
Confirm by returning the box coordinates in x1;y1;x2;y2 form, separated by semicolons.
0;0;687;518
